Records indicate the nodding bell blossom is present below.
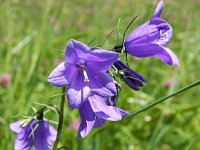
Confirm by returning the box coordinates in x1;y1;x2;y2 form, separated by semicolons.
114;60;146;90
48;39;119;109
10;119;57;150
124;0;179;66
78;94;128;138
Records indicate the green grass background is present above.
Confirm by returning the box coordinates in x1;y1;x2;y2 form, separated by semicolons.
1;0;200;149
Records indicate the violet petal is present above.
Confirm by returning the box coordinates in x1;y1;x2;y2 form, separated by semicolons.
153;0;164;18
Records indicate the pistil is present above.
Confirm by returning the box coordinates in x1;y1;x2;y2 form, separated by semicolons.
77;59;89;82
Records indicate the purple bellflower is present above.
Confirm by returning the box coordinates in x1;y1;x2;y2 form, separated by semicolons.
48;39;119;109
114;60;146;90
124;0;179;66
10;119;57;150
78;94;128;138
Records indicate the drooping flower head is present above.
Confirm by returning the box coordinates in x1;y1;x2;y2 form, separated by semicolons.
114;60;146;90
10;109;57;150
124;0;179;66
78;94;128;138
48;39;119;109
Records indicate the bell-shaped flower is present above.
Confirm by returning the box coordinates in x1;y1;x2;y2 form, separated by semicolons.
124;0;179;66
78;94;128;138
48;39;119;109
10;119;57;150
114;60;146;90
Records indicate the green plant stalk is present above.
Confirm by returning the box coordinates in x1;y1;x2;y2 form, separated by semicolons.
123;80;200;120
53;87;66;150
148;75;178;148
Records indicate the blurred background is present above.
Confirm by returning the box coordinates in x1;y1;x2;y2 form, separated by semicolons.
1;0;200;149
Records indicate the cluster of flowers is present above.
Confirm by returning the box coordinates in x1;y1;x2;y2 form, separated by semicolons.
10;1;179;149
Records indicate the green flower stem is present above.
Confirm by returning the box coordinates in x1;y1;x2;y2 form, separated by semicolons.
53;87;66;150
123;80;200;120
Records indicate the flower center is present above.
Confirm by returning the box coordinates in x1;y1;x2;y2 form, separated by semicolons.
77;59;89;82
105;96;118;106
160;33;168;42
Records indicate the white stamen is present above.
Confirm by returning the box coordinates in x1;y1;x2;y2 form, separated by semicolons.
83;70;89;82
160;33;168;42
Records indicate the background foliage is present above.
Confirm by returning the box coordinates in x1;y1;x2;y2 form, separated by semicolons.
1;0;200;149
